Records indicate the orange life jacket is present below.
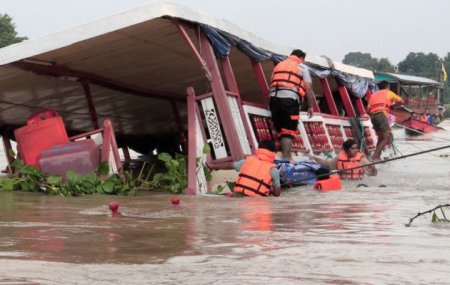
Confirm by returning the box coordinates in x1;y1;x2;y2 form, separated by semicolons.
234;148;275;197
368;89;391;115
337;150;364;180
270;55;306;99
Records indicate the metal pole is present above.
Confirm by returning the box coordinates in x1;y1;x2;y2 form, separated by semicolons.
299;144;450;183
186;87;197;195
80;80;100;129
338;83;356;117
320;78;339;116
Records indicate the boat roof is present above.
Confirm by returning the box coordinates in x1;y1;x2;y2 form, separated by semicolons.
0;1;373;139
375;72;440;85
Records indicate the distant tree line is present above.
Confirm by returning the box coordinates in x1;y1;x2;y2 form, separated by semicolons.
0;13;27;48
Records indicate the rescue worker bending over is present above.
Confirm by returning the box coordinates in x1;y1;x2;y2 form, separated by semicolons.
306;139;377;180
233;140;281;197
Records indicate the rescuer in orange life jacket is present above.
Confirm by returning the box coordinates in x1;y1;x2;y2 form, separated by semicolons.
233;140;281;197
367;80;404;161
269;49;315;163
306;139;377;180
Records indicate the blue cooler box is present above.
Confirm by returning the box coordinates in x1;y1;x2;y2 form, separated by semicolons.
39;139;100;178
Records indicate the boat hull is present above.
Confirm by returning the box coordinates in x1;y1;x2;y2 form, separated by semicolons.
402;118;443;135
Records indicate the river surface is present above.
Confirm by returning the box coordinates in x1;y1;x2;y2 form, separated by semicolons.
1;122;450;285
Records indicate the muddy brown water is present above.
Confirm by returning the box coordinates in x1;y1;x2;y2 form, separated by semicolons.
0;123;450;284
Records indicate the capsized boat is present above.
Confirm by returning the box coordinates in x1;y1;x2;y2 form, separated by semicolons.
0;1;378;194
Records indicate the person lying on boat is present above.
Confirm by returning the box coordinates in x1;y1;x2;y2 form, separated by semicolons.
233;140;281;197
305;139;377;180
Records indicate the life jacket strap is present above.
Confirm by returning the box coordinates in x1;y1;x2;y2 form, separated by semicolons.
235;173;271;196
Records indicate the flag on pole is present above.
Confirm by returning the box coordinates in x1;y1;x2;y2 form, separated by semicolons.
442;63;447;82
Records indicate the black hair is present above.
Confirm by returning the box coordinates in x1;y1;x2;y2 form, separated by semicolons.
343;139;357;151
291;49;306;59
378;80;389;90
258;140;276;152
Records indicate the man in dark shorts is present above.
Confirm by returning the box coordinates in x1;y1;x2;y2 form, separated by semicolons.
368;80;404;161
269;49;314;162
371;112;390;134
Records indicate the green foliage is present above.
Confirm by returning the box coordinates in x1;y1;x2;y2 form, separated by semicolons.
431;208;449;223
0;159;139;196
405;204;450;226
398;52;441;80
342;52;395;72
147;147;212;194
148;153;188;194
213;180;235;195
0;14;27;48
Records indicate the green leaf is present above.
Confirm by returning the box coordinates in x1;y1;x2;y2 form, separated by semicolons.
101;181;115;194
66;170;81;185
202;143;211;154
98;161;110;175
202;164;212;181
11;159;24;169
47;176;62;186
225;181;236;190
214;184;225;195
432;212;439;223
158;152;172;162
82;172;99;186
0;178;15;191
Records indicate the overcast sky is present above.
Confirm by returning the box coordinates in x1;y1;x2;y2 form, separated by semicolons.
1;0;449;64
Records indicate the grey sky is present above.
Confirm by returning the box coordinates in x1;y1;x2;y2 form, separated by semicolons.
1;0;449;64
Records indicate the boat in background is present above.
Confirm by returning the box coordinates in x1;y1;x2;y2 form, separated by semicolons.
402;117;444;136
375;72;445;135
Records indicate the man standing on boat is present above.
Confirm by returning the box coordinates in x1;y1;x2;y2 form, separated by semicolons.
269;49;314;162
368;80;404;161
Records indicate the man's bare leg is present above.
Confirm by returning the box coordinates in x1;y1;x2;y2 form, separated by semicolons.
371;129;391;161
281;136;294;162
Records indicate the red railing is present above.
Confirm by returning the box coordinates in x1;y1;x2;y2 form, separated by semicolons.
69;119;123;176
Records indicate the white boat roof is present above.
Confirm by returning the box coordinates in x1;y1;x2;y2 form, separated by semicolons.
0;1;373;142
0;1;373;78
376;72;440;85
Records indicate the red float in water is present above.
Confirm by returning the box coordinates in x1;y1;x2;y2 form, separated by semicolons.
109;202;122;216
171;196;180;205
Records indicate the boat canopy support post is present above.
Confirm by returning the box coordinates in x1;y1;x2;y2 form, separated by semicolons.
338;83;356;117
355;98;367;116
80;80;100;129
311;92;321;113
2;133;15;174
122;146;131;162
175;21;245;161
185;87;212;195
100;119;123;176
186;87;198;195
251;60;270;104
220;57;255;153
170;100;188;153
173;20;213;81
320;78;339;116
198;29;245;161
